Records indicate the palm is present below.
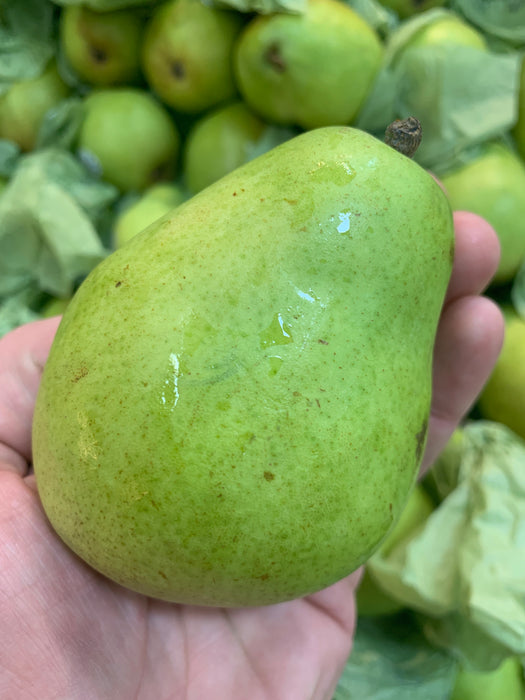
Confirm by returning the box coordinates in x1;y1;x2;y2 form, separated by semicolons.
2;469;355;698
0;213;503;699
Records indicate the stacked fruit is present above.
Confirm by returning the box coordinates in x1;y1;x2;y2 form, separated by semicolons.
1;1;525;698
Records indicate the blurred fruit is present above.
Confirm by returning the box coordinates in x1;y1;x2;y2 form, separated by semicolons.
451;656;525;700
513;56;525;161
478;311;525;441
141;0;243;113
113;182;186;248
59;5;142;87
234;0;383;129
183;100;265;194
400;11;487;50
377;0;446;19
32;124;454;606
357;483;435;616
78;88;180;192
41;297;71;318
440;143;525;285
0;61;69;151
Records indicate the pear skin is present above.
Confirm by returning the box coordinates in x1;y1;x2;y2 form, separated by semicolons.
478;313;525;441
78;88;180;192
32;125;454;607
59;5;143;87
0;61;69;152
141;0;243;113
441;143;525;285
234;0;383;129
183;100;266;194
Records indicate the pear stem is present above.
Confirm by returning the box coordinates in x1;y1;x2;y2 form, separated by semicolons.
384;117;422;158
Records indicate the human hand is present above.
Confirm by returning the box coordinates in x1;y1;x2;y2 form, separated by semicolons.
0;211;502;700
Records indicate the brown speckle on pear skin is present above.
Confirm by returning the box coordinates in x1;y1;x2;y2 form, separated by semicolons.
263;471;275;481
72;366;88;383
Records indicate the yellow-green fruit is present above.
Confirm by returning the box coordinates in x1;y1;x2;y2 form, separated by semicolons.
440;143;525;285
32;125;454;607
478;312;525;441
451;656;525;700
357;483;434;616
78;88;180;192
183;101;266;194
234;0;383;130
141;0;242;113
402;13;487;50
0;61;69;151
59;5;142;86
113;183;186;248
513;57;525;161
378;0;446;19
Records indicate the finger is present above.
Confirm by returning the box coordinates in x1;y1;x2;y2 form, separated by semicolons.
445;211;501;304
0;317;61;473
421;295;504;473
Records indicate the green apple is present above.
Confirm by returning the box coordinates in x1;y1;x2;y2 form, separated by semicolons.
357;483;434;616
141;0;243;113
0;61;70;151
512;56;525;161
183;101;266;194
440;143;525;285
451;656;525;700
477;311;525;441
113;183;187;248
78;88;180;193
59;5;142;87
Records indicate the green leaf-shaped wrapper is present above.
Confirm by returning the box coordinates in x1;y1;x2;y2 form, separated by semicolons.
0;149;115;303
50;0;159;10
367;422;525;671
334;612;457;699
0;0;55;94
451;0;525;46
356;9;522;173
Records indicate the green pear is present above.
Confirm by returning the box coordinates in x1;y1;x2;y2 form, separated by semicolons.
477;311;525;441
59;5;143;86
440;143;525;285
451;656;525;700
357;482;434;616
400;13;487;51
183;101;266;194
512;57;525;161
377;0;446;19
32;123;454;607
141;0;243;113
78;88;180;192
113;183;187;248
0;61;69;152
233;0;383;130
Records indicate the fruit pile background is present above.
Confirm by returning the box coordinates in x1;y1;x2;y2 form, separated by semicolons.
1;0;524;697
